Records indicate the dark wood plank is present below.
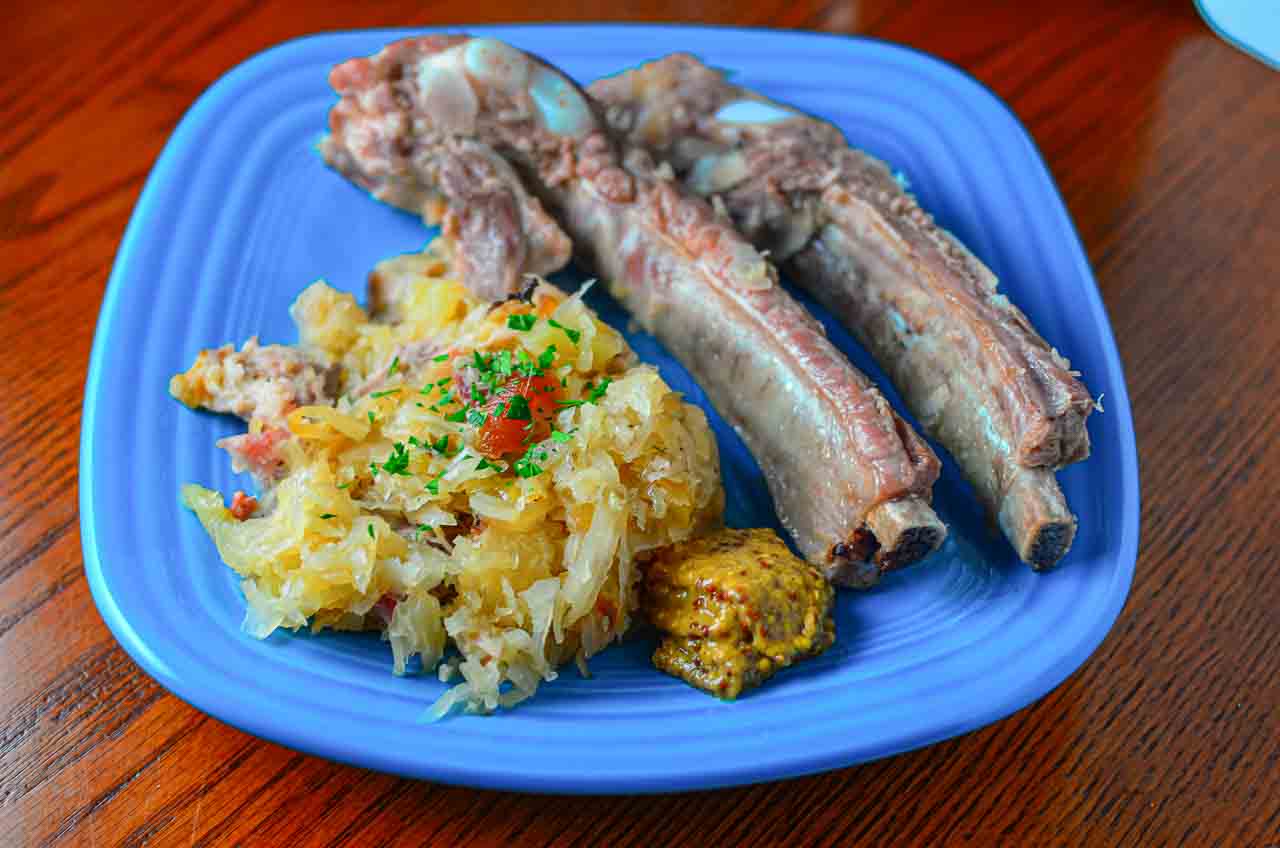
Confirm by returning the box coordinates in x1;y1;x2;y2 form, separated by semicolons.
2;0;1277;844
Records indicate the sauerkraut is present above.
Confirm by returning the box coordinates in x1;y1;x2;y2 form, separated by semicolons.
176;239;723;715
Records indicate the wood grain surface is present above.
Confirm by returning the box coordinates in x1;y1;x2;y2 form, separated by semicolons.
3;0;1278;844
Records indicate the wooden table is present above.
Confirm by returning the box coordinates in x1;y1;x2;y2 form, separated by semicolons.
4;0;1277;844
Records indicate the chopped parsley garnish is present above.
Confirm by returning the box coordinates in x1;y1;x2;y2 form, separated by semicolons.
381;442;411;476
492;350;512;379
505;395;532;421
550;428;576;444
319;513;336;520
370;388;401;399
548;318;581;344
558;379;611;408
367;524;376;540
416;523;432;539
514;349;541;378
476;457;505;472
387;356;400;376
335;482;350;490
420;384;434;396
512;445;545;478
445;408;467;423
431;434;451;455
587;378;612;404
507;313;537;331
425;473;445;495
367;411;377;426
466;409;488;428
368;461;380;479
433;353;450;362
437;376;451;387
537;345;557;370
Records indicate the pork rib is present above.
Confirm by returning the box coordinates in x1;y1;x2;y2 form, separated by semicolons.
320;36;946;585
323;45;572;302
591;55;1094;569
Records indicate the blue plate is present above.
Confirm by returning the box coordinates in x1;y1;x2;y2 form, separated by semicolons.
81;25;1139;793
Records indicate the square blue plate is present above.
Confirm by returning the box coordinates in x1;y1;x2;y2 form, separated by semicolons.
81;25;1139;793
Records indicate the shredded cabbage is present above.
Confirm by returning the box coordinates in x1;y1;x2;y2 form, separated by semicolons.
180;241;723;715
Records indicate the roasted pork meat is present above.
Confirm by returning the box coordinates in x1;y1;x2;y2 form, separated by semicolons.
591;55;1094;568
320;36;946;585
323;57;572;302
168;337;337;427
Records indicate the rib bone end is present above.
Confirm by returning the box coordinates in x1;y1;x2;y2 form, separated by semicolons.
998;469;1078;570
866;496;947;572
823;497;947;589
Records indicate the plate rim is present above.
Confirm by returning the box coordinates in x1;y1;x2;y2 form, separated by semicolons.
80;23;1140;794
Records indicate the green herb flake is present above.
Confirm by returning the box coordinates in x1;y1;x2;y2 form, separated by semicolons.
537;345;557;370
319;513;337;520
493;350;513;378
367;524;376;540
548;318;581;344
335;482;350;490
507;313;537;331
513;445;545;478
387;356;400;376
587;378;613;404
416;523;432;539
505;395;532;421
445;408;467;424
557;379;612;409
515;349;540;378
433;353;450;362
551;429;575;444
381;442;411;476
370;388;401;399
425;473;444;496
513;459;543;479
476;457;505;472
467;409;489;428
367;411;377;426
431;434;451;455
